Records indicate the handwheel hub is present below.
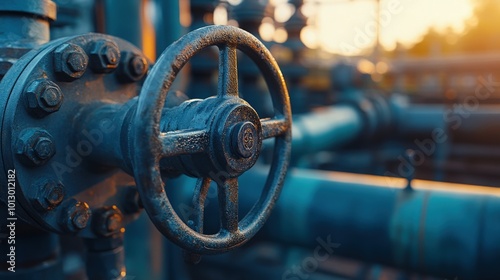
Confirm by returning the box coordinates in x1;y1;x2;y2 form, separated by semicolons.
209;100;263;177
133;25;291;254
159;97;263;179
231;122;257;158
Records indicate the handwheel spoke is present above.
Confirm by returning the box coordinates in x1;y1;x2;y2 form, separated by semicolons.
190;177;211;233
160;129;209;158
261;118;289;139
217;177;239;233
217;44;239;97
183;177;211;264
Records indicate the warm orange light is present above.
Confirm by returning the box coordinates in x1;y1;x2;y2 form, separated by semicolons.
142;0;156;61
274;27;288;43
304;0;474;55
213;5;228;25
274;3;295;23
259;17;276;42
328;170;500;197
300;25;319;49
227;0;243;5
357;59;375;74
375;61;389;74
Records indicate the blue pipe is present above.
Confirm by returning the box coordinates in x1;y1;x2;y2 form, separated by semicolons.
170;167;500;279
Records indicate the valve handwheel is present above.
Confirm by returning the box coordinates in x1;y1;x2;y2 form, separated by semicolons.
133;25;291;254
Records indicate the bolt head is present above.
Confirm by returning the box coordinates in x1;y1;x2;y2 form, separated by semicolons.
61;200;91;232
15;128;56;166
90;40;121;73
106;213;122;232
118;52;148;83
93;206;123;236
46;184;65;206
31;179;65;211
73;210;90;230
129;55;148;77
40;86;62;107
54;43;88;80
24;79;64;117
34;137;54;160
67;52;87;72
231;122;257;158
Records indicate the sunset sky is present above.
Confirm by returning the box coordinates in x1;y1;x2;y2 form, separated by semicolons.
299;0;475;54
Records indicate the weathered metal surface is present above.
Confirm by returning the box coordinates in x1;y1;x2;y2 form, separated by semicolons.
132;25;292;254
0;0;56;81
186;0;218;100
173;167;500;279
0;33;145;237
53;43;89;80
232;0;275;118
0;0;57;21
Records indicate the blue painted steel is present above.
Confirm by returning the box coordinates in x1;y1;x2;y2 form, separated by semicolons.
104;0;143;49
290;105;364;157
170;167;500;279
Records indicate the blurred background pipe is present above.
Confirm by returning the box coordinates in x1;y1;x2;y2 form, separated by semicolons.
171;167;500;279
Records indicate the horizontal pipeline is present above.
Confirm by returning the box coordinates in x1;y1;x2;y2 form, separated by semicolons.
170;167;500;279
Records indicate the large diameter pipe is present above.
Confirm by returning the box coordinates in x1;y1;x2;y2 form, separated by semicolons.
170;168;500;279
291;100;500;157
263;169;500;279
0;0;56;47
270;95;500;159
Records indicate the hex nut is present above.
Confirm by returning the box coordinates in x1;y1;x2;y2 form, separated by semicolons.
14;128;56;166
118;52;148;82
93;206;123;236
30;179;65;212
231;122;257;158
60;199;91;232
89;39;121;73
24;79;64;118
54;43;88;80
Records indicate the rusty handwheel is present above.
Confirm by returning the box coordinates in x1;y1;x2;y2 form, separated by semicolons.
132;25;292;254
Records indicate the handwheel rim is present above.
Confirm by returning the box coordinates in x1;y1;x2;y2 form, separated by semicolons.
133;25;291;254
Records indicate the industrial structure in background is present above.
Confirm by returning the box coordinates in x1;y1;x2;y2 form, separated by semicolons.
1;0;500;280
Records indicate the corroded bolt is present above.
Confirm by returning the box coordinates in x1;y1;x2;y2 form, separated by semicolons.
231;122;257;158
24;79;64;117
89;39;121;73
40;87;61;107
118;52;148;83
130;55;147;77
15;128;56;166
93;206;123;236
34;137;54;160
30;179;65;212
54;43;88;80
106;213;122;232
67;52;87;72
61;199;91;232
